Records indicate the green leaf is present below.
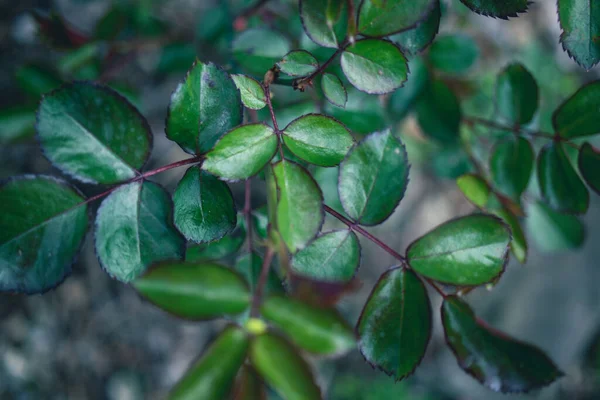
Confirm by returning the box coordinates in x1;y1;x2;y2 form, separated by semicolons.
387;57;429;122
250;333;321;400
272;160;324;253
407;214;511;286
232;252;284;294
0;176;88;294
578;142;600;195
282;114;354;167
325;88;386;134
232;74;267;110
490;137;534;199
495;63;538;125
339;129;409;226
527;201;585;252
95;181;185;282
156;43;198;75
321;73;347;108
94;5;128;41
553;81;600;139
232;29;291;75
537;143;589;214
390;0;441;55
37;82;152;184
416;80;461;144
357;267;431;380
428;34;479;74
261;296;355;355
458;0;529;19
173;167;237;243
0;105;36;144
456;174;490;208
133;261;250;319
442;296;563;393
186;217;246;262
166;60;242;155
203;124;278;181
558;0;600;70
232;366;267;400
492;208;527;264
341;39;408;94
300;0;348;49
170;326;249;400
277;50;319;77
14;64;62;97
357;0;436;37
291;230;360;281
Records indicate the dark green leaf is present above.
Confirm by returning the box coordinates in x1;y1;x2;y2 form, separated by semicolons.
490;137;534;199
357;0;436;37
341;39;408;94
173;167;237;243
416;80;461;144
57;43;101;77
94;6;128;41
272;160;324;253
186;217;246;262
232;29;291;75
407;214;511;286
458;0;529;19
133;261;250;319
282;114;354;167
456;174;491;208
387;57;428;122
357;267;431;380
495;63;538;125
252;207;269;240
277;50;319;77
300;0;348;49
527;201;585;252
37;82;152;184
95;181;185;282
232;252;284;294
0;105;36;144
170;326;248;400
232;74;267;110
291;230;360;281
261;296;355;355
321;73;347;108
553;81;600;139
339;129;409;226
558;0;600;70
442;296;563;393
167;60;242;155
492;208;527;264
203;124;278;181
250;333;321;400
390;0;440;55
0;176;88;294
14;64;62;97
537;143;589;214
578;142;600;195
428;34;479;74
156;43;197;75
325;88;386;134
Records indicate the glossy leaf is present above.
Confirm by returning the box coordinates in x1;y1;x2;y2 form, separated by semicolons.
232;74;267;110
173;167;237;243
186;217;246;262
496;63;538;125
37;82;152;184
0;176;88;293
357;0;436;37
390;0;441;55
578;142;600;195
442;296;563;392
282;114;354;167
553;81;600;139
428;34;479;74
458;0;529;19
407;214;511;286
261;296;355;355
537;143;589;214
341;39;408;94
291;230;360;281
272;161;324;253
166;60;242;155
277;50;319;77
232;29;291;75
95;181;184;282
250;333;321;400
490;137;534;199
203;124;277;181
357;267;431;380
133;261;250;319
325;88;387;134
300;0;347;49
232;252;284;295
456;174;490;208
170;326;248;400
339;130;409;226
527;201;585;252
321;73;347;108
558;0;600;70
416;80;461;144
493;208;527;264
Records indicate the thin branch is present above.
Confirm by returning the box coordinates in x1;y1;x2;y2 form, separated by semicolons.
244;179;254;252
464;116;556;141
296;43;348;90
251;247;275;317
263;83;285;160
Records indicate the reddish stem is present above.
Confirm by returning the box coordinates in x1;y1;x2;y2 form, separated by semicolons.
251;247;275;317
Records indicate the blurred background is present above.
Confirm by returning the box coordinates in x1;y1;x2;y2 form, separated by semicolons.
1;0;600;399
